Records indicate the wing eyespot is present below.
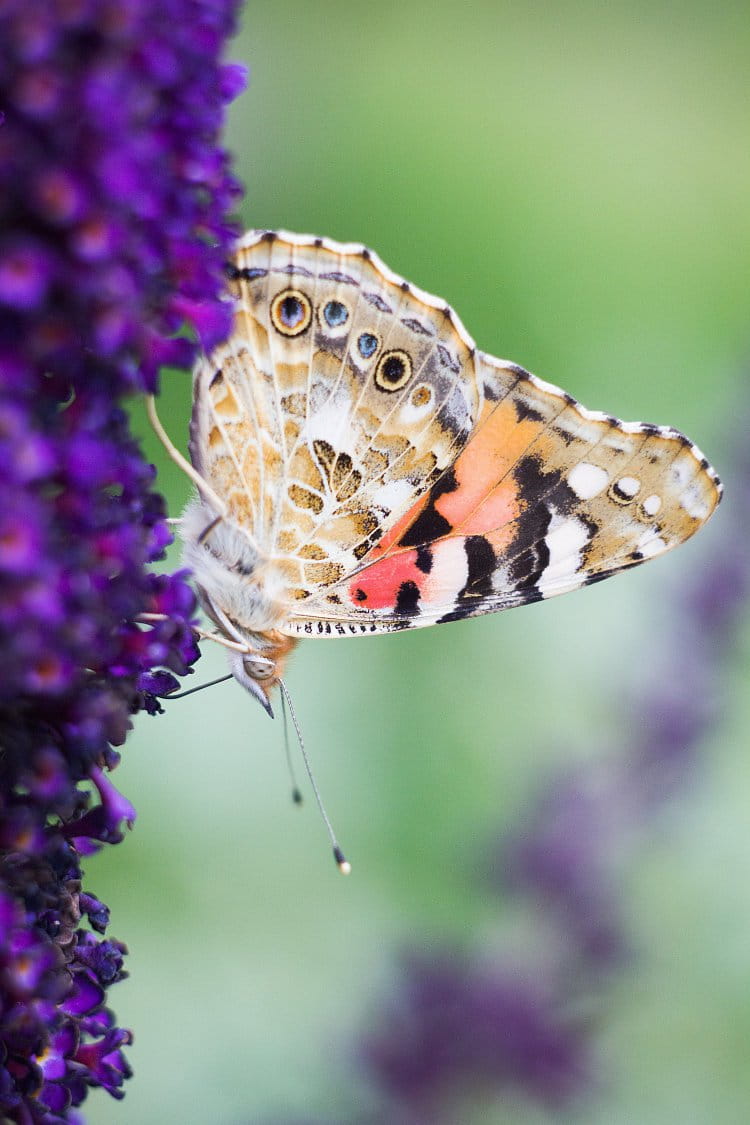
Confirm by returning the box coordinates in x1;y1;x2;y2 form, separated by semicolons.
640;493;662;518
319;298;350;332
357;331;379;359
608;476;641;504
270;288;312;337
410;384;432;408
375;349;412;392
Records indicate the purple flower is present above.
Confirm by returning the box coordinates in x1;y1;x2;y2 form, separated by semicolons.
365;954;591;1120
360;416;744;1118
501;767;631;970
0;0;244;1118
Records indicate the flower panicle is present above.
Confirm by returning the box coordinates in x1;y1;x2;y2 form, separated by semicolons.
0;0;245;1118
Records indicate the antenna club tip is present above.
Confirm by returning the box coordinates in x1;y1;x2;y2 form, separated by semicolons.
291;788;303;805
333;846;351;875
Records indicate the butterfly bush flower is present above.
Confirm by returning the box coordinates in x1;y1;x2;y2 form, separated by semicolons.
0;1;244;1118
365;953;591;1117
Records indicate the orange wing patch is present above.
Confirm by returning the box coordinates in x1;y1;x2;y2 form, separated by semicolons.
431;397;534;535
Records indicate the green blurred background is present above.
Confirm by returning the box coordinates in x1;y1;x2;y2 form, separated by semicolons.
96;1;749;1121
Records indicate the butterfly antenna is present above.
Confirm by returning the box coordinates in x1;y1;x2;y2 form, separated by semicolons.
279;687;303;806
145;394;228;520
167;673;234;699
277;677;351;875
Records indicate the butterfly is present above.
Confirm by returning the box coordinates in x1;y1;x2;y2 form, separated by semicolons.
176;228;722;721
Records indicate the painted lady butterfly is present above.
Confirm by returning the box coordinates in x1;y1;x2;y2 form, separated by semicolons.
170;230;721;727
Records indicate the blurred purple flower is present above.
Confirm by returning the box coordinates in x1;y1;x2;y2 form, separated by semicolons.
502;419;747;959
360;411;744;1119
0;0;244;1118
365;954;591;1121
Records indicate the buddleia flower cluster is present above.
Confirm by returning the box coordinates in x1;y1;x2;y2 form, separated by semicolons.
0;1;244;1119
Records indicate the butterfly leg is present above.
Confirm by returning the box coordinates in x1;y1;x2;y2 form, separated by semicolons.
193;627;248;654
145;394;228;528
197;513;223;544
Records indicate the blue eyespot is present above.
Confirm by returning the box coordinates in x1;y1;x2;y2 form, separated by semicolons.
323;300;348;328
280;296;304;328
358;332;378;358
271;288;312;336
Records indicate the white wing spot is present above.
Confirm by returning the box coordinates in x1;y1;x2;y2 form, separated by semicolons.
371;477;414;514
568;462;609;500
680;482;710;521
616;476;640;498
424;538;470;604
636;528;668;558
642;494;662;517
539;514;591;595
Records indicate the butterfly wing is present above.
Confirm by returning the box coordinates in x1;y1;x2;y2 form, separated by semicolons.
189;229;720;641
190;230;485;607
282;354;722;637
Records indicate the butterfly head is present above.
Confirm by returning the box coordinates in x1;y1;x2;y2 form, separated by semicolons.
219;629;298;718
226;648;277;717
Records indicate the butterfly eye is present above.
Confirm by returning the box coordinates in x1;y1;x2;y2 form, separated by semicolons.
375;349;412;392
321;299;349;329
357;332;378;359
243;655;275;681
271;288;312;337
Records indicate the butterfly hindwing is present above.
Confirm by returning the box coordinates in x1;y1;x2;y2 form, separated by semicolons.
191;230;484;606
